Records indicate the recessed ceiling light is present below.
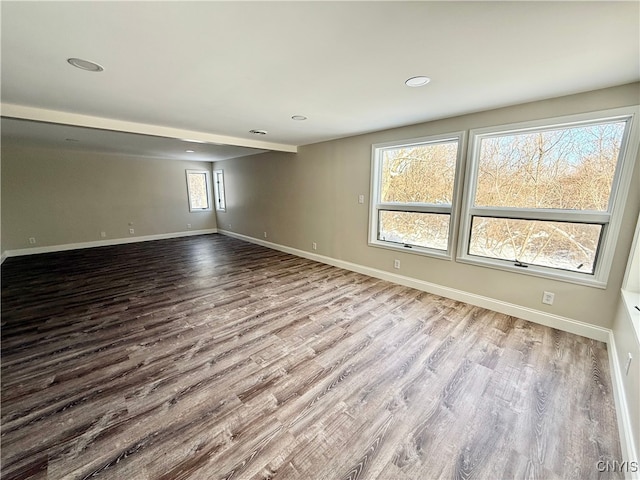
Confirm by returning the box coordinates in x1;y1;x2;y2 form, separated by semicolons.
292;115;307;121
185;149;195;153
405;76;431;87
67;58;104;72
249;129;267;135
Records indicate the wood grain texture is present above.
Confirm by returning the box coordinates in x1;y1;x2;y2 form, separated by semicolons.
1;234;622;479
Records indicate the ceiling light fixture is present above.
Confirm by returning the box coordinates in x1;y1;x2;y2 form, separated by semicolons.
292;115;307;121
185;149;195;153
405;76;431;87
67;58;104;72
249;129;267;135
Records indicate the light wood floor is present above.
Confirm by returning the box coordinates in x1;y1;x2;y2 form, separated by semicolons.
1;234;622;479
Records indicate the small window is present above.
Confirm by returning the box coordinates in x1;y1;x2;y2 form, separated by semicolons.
186;169;212;212
369;132;464;258
213;169;226;212
458;107;638;286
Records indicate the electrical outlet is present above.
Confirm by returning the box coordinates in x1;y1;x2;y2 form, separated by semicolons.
129;228;135;235
625;353;633;376
28;237;36;245
394;259;400;269
358;194;365;204
187;224;192;230
263;231;268;239
542;291;555;305
100;231;107;238
312;242;317;251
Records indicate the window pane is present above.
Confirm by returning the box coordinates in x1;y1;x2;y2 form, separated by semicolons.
469;217;602;273
215;171;226;210
379;211;450;250
381;141;458;204
474;122;626;211
187;173;209;209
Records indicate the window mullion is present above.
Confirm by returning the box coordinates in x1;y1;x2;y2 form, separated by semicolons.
469;206;611;224
378;203;451;214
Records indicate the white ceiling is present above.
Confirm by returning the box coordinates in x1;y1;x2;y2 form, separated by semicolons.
1;1;639;161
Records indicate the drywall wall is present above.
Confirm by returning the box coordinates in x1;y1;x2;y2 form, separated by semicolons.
214;83;640;329
1;145;217;252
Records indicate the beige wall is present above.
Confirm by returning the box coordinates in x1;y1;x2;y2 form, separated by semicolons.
1;145;217;252
214;83;640;329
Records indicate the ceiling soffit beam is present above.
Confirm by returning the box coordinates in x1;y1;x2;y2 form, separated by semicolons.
0;103;298;153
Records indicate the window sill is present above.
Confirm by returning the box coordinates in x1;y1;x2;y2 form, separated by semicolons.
455;254;607;289
368;239;452;261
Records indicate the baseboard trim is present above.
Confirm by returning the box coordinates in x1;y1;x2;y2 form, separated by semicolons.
2;229;218;260
219;230;610;342
608;332;640;477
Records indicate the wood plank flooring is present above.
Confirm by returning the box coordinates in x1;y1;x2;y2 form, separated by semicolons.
1;234;622;479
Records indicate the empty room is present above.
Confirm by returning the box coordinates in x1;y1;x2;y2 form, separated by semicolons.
1;1;639;479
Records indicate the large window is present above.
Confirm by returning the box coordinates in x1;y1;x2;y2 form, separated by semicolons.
369;133;464;258
186;169;212;212
458;107;638;286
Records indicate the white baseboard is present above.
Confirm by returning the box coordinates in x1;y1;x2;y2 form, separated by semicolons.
608;332;640;478
219;230;610;342
1;229;217;261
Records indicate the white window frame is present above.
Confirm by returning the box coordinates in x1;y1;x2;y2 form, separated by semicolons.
369;132;466;259
457;106;640;288
213;169;226;212
185;169;213;212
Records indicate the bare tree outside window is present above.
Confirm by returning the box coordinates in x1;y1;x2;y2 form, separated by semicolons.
469;218;602;273
474;123;624;211
379;211;450;250
374;138;461;253
381;142;457;204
